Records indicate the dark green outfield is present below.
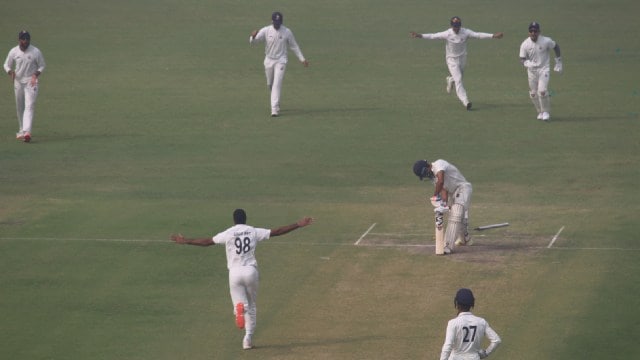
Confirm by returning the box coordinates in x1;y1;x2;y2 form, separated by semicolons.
1;0;638;359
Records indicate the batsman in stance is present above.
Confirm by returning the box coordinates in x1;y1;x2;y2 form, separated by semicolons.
250;11;309;117
440;288;501;360
171;209;314;350
413;159;472;254
519;22;562;121
4;30;46;143
410;17;503;110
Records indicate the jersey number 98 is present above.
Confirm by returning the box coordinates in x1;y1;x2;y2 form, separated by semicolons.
235;237;252;254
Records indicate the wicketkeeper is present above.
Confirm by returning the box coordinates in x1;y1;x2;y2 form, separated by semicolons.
413;159;472;254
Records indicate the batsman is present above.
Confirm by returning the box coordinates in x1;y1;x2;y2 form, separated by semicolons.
413;158;472;254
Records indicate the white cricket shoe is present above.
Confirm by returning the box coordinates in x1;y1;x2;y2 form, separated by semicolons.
446;76;454;94
16;132;25;140
537;113;544;120
541;112;550;121
455;238;474;246
455;228;473;246
242;335;253;350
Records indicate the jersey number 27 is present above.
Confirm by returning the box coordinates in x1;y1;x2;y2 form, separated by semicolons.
462;326;477;342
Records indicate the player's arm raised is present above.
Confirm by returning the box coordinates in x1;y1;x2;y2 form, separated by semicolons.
171;234;215;246
270;217;314;237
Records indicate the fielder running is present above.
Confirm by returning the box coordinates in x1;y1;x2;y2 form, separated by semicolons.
440;288;501;360
519;22;562;121
413;159;472;254
250;11;309;117
4;30;46;143
410;17;503;110
171;209;314;350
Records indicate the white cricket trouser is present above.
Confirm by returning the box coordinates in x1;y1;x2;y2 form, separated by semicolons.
527;67;551;113
446;55;469;106
450;182;472;209
229;265;259;335
264;58;287;114
14;81;39;133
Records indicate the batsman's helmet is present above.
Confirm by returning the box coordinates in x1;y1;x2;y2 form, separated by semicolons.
413;159;430;180
454;288;475;307
272;11;283;24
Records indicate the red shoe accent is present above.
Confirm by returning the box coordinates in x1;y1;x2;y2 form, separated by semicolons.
235;303;245;329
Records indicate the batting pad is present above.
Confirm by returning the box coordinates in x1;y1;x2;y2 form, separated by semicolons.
444;204;464;248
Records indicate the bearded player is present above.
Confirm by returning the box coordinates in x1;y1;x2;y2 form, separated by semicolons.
413;159;472;254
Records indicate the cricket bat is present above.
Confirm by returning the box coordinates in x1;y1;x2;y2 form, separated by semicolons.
435;210;445;255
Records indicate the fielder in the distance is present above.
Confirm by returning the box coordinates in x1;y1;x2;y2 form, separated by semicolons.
171;209;314;350
250;11;309;117
440;288;501;360
410;17;503;110
4;30;46;143
413;159;472;254
519;22;562;121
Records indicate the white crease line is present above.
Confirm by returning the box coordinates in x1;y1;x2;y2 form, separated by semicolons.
354;223;377;246
548;226;565;248
0;237;168;243
357;243;432;248
2;236;640;251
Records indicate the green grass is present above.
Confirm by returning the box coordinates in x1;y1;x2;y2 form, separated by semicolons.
1;0;639;359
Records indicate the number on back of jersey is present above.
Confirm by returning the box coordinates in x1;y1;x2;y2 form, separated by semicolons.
234;237;251;254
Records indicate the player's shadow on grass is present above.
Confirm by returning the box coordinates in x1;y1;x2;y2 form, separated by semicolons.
550;115;634;122
256;335;386;350
22;133;142;144
280;106;383;117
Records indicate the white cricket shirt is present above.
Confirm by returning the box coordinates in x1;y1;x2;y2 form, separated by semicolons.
421;28;494;59
519;35;557;70
3;45;46;84
250;25;305;64
431;159;470;194
212;224;271;269
440;312;501;360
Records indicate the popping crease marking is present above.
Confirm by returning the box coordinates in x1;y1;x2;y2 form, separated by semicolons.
354;223;377;246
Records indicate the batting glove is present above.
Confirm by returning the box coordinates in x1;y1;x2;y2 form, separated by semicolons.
434;205;449;214
479;350;488;359
430;195;443;207
554;57;563;73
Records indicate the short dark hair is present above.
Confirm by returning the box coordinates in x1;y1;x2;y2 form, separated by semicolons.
233;209;247;224
18;30;30;40
454;288;475;309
